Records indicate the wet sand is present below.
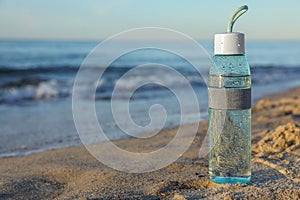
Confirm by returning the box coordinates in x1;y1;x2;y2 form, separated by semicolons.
0;87;300;199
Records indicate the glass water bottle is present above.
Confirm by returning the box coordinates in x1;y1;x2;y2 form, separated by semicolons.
208;32;251;184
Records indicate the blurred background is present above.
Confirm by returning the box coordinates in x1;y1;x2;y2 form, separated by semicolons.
1;0;300;157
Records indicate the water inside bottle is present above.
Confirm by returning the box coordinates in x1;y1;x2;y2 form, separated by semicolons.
208;75;251;184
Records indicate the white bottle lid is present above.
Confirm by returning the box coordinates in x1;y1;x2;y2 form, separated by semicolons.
214;32;245;55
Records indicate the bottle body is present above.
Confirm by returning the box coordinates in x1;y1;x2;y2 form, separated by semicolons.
208;55;251;184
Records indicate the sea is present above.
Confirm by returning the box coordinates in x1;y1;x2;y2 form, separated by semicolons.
1;39;300;158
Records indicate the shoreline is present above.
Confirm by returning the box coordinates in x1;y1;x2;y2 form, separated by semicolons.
0;84;296;160
0;87;300;199
1;76;300;159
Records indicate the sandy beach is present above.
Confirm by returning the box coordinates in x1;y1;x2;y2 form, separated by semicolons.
0;87;300;199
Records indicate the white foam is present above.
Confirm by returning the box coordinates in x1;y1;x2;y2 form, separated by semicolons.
35;80;58;99
114;74;202;91
0;79;70;103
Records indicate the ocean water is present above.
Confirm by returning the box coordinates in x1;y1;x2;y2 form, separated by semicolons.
1;40;300;157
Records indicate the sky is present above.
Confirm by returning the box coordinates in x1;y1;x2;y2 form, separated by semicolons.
1;0;300;41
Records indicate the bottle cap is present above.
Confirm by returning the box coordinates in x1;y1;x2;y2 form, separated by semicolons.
214;32;245;55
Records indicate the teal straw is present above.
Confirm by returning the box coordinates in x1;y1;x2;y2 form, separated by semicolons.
227;5;248;32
